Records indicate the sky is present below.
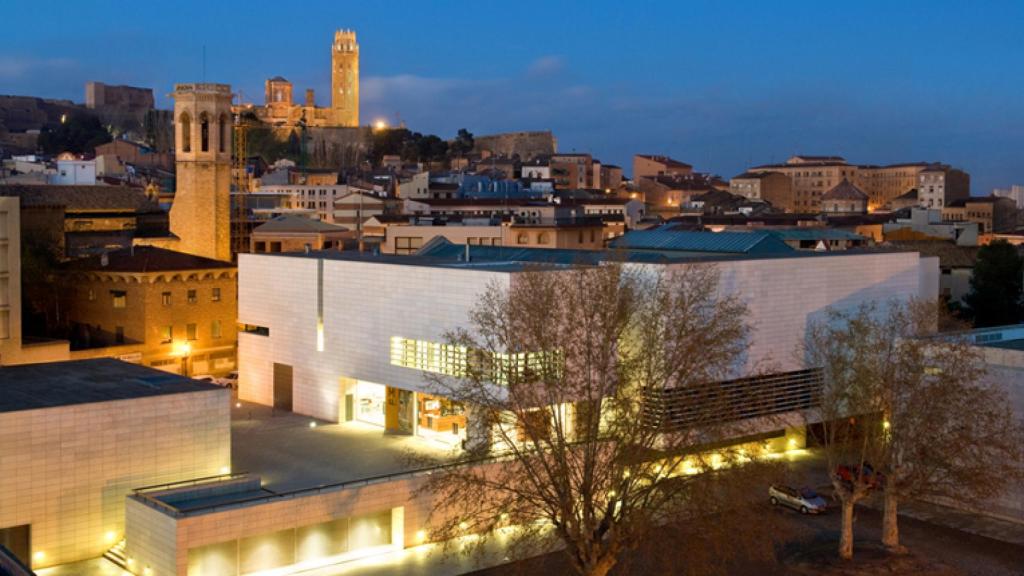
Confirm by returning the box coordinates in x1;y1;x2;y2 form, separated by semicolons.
2;0;1023;193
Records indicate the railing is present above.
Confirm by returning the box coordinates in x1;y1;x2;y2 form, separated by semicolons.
131;459;485;518
133;471;250;494
644;368;823;431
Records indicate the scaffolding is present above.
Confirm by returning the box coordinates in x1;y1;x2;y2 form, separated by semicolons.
231;109;251;258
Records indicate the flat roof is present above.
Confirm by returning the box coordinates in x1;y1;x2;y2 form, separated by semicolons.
0;358;223;413
242;237;925;272
985;339;1024;351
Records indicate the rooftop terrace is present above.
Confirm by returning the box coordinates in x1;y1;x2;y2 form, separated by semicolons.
0;358;221;413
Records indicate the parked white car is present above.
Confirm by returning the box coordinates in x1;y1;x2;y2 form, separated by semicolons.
191;374;216;384
769;484;827;514
215;371;239;389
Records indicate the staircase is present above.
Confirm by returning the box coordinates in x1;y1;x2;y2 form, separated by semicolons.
102;539;128;571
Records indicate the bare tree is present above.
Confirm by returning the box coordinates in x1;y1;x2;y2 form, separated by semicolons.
804;304;891;560
805;300;1024;559
873;301;1023;551
417;262;787;576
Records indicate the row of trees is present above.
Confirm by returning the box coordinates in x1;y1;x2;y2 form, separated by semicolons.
369;127;473;167
37;112;112;155
418;262;1023;575
807;300;1022;559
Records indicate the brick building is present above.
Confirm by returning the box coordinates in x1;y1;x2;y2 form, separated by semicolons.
62;247;237;376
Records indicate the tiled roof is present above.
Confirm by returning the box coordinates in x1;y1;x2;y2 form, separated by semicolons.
609;228;794;254
253;215;349;234
822;179;868;201
64;246;234;273
635;154;692;169
0;184;160;212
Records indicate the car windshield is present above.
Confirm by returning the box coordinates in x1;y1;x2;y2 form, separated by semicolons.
800;488;818;499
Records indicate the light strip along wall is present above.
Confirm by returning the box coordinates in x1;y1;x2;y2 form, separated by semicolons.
316;258;324;352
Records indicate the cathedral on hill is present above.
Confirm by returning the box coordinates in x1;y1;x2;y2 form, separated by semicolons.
241;29;359;128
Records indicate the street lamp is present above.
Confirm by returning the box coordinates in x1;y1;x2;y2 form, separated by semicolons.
173;341;192;376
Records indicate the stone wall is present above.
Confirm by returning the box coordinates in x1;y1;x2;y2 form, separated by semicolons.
0;388;230;569
473;131;556;160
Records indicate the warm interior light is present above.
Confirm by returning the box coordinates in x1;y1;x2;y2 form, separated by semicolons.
415;529;427;543
33;551;44;562
883;420;891;430
235;402;242;408
309;421;317;428
219;466;230;475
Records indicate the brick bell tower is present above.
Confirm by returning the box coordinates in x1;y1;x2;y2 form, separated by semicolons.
170;83;232;262
331;29;359;127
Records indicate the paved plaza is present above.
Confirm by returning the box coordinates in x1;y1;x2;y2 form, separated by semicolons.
231;398;456;491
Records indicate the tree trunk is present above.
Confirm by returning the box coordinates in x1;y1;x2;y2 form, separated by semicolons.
839;500;855;560
586;554;618;576
882;490;905;552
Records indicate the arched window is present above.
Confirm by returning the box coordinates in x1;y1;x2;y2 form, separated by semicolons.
180;112;192;152
199;113;210;152
218;114;228;153
516;232;529;245
537;232;551;244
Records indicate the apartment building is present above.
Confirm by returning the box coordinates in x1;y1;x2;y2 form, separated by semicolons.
747;156;857;212
942;195;1018;234
729;171;792;207
633;154;693;180
62;247;237;376
257;184;370;223
747;156;969;212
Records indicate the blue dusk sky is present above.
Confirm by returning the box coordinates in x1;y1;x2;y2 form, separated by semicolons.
2;0;1022;192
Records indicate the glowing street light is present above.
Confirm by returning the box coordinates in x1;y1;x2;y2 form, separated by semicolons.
373;119;388;131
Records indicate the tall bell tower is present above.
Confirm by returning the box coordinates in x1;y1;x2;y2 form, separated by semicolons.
331;29;359;127
170;83;232;262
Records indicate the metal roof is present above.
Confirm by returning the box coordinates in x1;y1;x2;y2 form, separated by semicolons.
765;229;867;242
608;229;794;254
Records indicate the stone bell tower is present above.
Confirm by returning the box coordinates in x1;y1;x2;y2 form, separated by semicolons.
170;83;232;262
331;29;359;127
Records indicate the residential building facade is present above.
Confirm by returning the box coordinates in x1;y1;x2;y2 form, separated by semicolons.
62;247;238;376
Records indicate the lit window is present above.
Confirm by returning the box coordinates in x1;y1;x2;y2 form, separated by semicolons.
161;325;173;343
211;320;222;339
212;287;221;302
111;291;127;309
187;289;197;304
162;292;171;306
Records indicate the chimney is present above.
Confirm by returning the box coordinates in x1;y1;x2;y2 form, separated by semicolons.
305;89;315;107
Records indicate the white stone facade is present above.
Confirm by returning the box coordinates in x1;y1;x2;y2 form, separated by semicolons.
0;389;230;569
238;251;937;422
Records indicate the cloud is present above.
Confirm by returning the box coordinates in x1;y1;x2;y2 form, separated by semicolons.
361;74;466;102
527;55;565;77
0;56;74;79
